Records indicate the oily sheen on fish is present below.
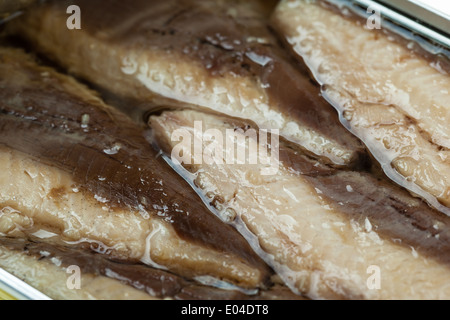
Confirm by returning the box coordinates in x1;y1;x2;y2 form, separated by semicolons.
0;238;300;300
0;239;158;300
271;0;450;210
0;47;270;290
9;0;366;167
151;109;450;300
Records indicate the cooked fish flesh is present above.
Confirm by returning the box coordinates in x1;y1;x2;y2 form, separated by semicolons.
151;109;450;300
0;47;271;289
0;239;157;300
9;0;366;167
4;0;448;301
271;0;450;210
0;238;300;300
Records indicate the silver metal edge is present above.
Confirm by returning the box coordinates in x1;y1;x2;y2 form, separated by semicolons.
0;268;52;300
377;0;450;33
352;0;450;49
324;0;450;53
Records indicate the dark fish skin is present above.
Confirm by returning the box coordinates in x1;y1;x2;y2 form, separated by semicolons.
8;0;367;167
151;109;450;300
0;238;302;300
0;47;271;288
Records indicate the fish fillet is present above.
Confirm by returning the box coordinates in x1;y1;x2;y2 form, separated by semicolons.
0;241;157;300
271;0;450;209
151;109;450;300
0;238;298;300
9;0;366;167
0;47;270;289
